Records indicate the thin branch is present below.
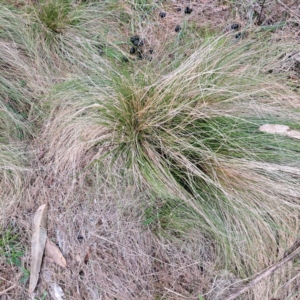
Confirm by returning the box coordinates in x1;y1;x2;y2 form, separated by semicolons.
257;0;267;25
0;284;17;296
226;242;300;300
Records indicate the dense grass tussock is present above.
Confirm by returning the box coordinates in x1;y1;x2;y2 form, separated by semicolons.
43;36;300;277
0;77;28;210
0;0;130;81
1;0;300;297
0;43;31;195
29;0;131;68
0;104;28;217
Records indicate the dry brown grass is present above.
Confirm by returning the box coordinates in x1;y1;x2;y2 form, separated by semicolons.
6;160;216;299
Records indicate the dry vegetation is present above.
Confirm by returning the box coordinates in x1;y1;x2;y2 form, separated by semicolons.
1;0;300;299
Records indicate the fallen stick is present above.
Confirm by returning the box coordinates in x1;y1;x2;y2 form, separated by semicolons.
226;241;300;300
0;284;16;295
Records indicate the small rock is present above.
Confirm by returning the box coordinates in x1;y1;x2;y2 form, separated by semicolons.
159;11;166;18
176;7;181;12
184;6;193;14
175;25;181;32
130;47;136;54
122;56;129;62
231;23;240;30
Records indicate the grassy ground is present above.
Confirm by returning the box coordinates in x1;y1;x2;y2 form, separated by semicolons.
1;0;300;299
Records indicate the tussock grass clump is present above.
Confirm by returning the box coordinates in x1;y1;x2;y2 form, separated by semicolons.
0;0;129;81
0;88;29;204
0;107;28;209
26;0;130;71
0;41;31;213
0;141;26;197
33;0;75;34
1;0;300;297
0;50;30;191
44;35;300;277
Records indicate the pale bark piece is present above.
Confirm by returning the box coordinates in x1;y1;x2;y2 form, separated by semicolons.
286;130;300;140
50;282;66;300
259;124;290;134
259;124;300;140
28;203;48;294
45;238;67;268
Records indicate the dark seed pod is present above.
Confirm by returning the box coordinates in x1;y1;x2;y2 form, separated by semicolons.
235;31;247;40
130;47;136;54
130;35;143;47
176;7;181;12
149;48;154;54
159;11;166;18
136;48;143;59
175;25;181;32
235;32;242;39
231;23;240;30
79;270;84;278
134;39;143;46
184;6;193;14
97;44;104;55
77;235;84;242
144;55;152;61
138;39;144;46
130;35;139;43
122;56;129;62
